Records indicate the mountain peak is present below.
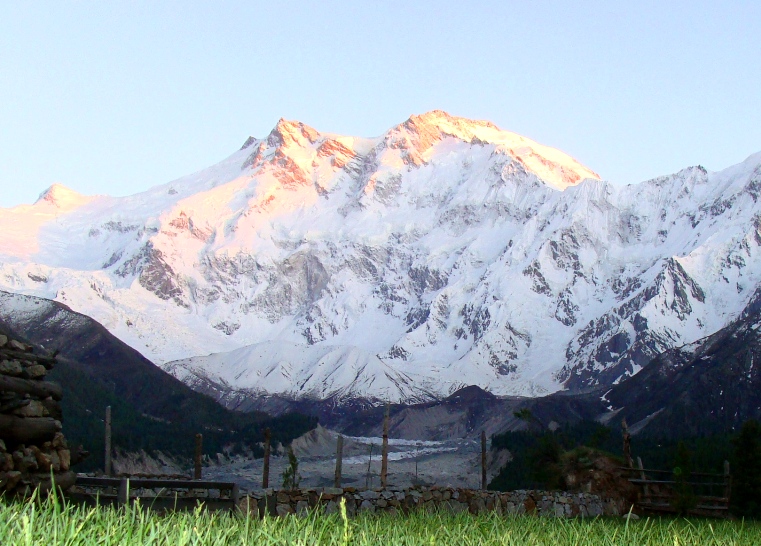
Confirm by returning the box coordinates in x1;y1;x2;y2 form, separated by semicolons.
399;111;500;147
249;111;598;191
394;111;599;189
406;110;499;132
239;136;257;150
267;118;320;148
2;112;760;405
35;184;92;209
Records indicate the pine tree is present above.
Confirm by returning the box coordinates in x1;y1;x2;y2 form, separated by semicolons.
732;419;761;517
282;445;301;490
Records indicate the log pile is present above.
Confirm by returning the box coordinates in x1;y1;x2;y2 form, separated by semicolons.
0;334;80;496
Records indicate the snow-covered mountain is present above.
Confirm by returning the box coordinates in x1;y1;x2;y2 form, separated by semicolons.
1;110;761;404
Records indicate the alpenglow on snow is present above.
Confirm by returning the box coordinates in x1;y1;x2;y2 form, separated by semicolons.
1;110;761;404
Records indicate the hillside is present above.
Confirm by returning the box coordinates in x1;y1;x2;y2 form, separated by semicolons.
602;288;761;436
0;291;316;470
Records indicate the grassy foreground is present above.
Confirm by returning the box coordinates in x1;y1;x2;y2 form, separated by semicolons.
1;494;760;545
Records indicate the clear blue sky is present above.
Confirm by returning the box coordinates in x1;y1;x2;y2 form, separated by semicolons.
1;1;759;207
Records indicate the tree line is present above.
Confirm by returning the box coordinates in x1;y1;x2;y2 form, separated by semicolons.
50;360;317;472
488;414;761;517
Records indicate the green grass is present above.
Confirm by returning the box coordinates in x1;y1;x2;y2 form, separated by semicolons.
2;493;761;545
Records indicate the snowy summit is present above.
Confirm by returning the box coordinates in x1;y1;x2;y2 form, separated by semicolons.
1;111;760;404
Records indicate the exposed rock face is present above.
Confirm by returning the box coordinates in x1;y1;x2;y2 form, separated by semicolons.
1;112;761;403
601;289;761;436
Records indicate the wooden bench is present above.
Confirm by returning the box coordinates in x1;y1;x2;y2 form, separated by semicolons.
72;476;240;512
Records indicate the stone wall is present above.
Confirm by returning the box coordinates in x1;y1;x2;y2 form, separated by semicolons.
238;486;625;518
0;334;81;496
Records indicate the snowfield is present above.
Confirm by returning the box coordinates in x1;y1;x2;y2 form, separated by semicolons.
2;110;761;403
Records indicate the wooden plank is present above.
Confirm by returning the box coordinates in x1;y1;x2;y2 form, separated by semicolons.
380;405;389;489
0;414;61;443
696;496;730;503
76;476;237;491
104;406;112;477
334;435;343;488
117;479;128;506
262;428;271;489
194;433;203;480
724;460;732;503
76;476;124;487
637;457;650;505
622;418;633;468
635;492;728;502
129;479;236;490
638;502;673;509
0;375;63;400
69;492;237;511
0;349;57;368
0;398;30;413
618;466;726;478
628;479;727;486
481;430;487;490
639;501;728;510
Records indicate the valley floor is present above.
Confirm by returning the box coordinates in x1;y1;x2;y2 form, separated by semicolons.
203;428;501;491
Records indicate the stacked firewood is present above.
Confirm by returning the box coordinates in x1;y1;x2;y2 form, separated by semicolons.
0;334;81;495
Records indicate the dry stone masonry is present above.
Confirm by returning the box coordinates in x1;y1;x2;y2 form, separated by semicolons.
0;334;80;496
238;486;623;519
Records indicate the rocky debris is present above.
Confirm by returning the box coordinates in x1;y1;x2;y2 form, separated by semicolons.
237;485;621;519
0;333;84;496
560;448;639;515
110;448;187;477
289;424;377;460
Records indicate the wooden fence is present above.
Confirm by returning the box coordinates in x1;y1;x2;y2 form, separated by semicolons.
72;476;240;512
620;458;731;515
82;407;491;512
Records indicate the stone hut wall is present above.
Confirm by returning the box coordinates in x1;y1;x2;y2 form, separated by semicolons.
0;334;78;496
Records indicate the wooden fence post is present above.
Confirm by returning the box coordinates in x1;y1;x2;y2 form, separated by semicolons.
334;434;343;488
381;404;389;489
194;433;203;480
724;460;732;503
415;443;420;484
622;419;633;468
481;430;487;490
637;456;650;504
366;444;373;489
117;478;128;506
262;428;271;489
104;405;112;477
